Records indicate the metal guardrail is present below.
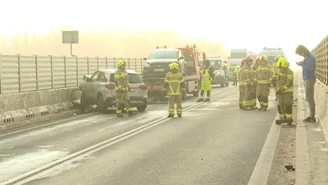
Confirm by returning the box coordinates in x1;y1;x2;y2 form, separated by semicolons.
0;55;144;94
313;35;328;86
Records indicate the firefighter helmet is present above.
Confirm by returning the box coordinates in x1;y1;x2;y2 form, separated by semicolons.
260;55;268;62
170;62;179;70
117;60;126;68
277;57;288;68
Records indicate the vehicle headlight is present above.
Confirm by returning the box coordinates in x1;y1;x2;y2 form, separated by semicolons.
216;71;221;75
144;63;150;68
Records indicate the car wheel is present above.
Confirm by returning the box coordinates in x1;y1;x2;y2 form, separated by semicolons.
193;90;199;97
97;94;107;113
137;100;147;112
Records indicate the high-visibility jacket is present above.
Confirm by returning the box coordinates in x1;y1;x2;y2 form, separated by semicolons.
242;65;255;87
277;68;294;94
238;65;245;86
201;66;215;82
114;69;129;91
163;71;185;95
271;62;279;81
255;63;272;85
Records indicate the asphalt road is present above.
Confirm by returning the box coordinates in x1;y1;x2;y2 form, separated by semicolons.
0;85;278;185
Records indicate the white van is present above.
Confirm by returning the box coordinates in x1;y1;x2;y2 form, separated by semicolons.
229;48;249;66
258;47;285;65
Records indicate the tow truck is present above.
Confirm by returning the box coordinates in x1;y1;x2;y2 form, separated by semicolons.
142;44;204;101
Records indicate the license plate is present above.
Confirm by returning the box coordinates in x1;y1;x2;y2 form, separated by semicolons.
154;68;164;72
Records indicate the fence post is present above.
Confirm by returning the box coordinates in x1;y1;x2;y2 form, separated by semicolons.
96;57;99;69
134;58;137;72
87;57;90;74
105;57;108;68
50;55;54;89
113;57;116;68
76;57;79;86
0;54;2;94
64;56;67;88
35;55;39;91
17;54;22;93
127;58;131;69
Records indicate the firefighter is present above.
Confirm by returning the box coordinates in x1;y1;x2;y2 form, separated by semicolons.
114;60;137;117
238;58;246;109
271;55;281;100
232;64;238;86
275;57;294;124
162;62;185;118
197;59;215;102
251;57;260;109
255;55;272;111
242;56;256;110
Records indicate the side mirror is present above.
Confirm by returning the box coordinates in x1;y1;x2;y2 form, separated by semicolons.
83;75;90;81
179;56;184;60
143;57;147;60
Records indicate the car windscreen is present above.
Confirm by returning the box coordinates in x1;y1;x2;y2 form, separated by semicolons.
148;50;178;59
230;52;247;58
208;59;222;70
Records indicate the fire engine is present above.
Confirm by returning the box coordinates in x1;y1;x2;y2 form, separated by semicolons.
142;44;204;101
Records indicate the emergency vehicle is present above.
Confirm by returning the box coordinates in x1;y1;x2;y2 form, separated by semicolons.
142;44;203;101
258;47;285;65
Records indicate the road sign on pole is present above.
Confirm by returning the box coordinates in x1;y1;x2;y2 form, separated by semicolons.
62;31;79;57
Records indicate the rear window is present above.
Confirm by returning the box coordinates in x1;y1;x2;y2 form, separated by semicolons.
110;73;143;83
148;50;178;59
128;74;143;83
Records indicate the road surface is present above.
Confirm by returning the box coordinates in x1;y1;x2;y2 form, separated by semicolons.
0;85;278;185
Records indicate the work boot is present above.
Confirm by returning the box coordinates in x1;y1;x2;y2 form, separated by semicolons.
117;114;123;118
177;114;182;118
204;99;210;102
258;107;263;111
197;99;204;102
262;108;267;111
128;111;137;117
167;114;174;118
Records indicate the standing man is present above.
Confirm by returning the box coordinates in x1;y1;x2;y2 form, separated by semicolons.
197;59;215;102
114;60;137;117
296;45;316;122
163;62;185;118
275;57;294;124
255;55;272;111
242;56;256;110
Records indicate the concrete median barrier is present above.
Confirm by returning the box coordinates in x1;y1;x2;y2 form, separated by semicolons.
0;87;80;130
314;81;328;143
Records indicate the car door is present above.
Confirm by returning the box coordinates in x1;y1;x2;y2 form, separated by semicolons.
86;71;100;103
92;72;109;98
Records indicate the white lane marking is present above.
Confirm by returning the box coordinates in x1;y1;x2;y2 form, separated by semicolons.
247;113;281;185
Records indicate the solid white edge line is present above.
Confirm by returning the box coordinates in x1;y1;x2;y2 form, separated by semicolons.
247;112;281;185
